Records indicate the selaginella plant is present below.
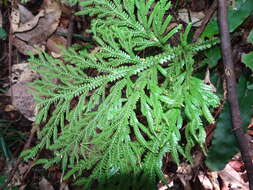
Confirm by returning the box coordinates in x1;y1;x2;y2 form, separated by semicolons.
21;0;220;189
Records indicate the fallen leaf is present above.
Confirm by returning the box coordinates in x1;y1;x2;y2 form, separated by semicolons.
198;171;220;190
39;177;54;190
204;68;217;92
13;37;45;55
229;160;245;172
18;4;34;23
9;83;36;121
219;164;249;190
176;163;192;189
46;34;67;57
11;62;40;84
15;0;61;44
12;3;45;34
60;181;70;190
13;0;62;55
178;9;205;27
13;10;45;33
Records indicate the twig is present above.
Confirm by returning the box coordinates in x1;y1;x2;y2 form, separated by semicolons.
192;0;217;42
67;10;75;47
67;16;74;47
217;0;253;189
8;11;13;102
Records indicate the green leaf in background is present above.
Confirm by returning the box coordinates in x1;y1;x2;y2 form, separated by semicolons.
0;27;7;40
241;29;253;70
206;77;253;170
202;0;253;67
0;134;12;159
203;46;221;68
202;0;253;38
0;176;6;189
247;28;253;43
0;175;18;190
242;52;253;70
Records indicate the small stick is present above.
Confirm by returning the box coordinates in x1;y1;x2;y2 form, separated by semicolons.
8;11;13;102
67;15;74;47
67;8;76;48
217;0;253;189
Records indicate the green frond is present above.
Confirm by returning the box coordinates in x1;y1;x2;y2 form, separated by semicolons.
21;0;220;189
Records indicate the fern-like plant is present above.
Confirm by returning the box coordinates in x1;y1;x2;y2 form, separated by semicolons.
21;0;220;189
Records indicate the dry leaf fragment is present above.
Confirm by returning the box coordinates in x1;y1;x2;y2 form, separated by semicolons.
59;182;70;190
13;37;45;55
229;160;245;173
11;8;20;32
8;63;39;121
176;163;192;190
219;164;249;190
18;4;34;23
39;177;54;190
13;10;45;33
198;171;216;190
13;0;62;55
11;62;40;83
4;104;17;112
46;34;67;57
15;4;61;44
178;9;205;27
9;83;36;121
204;68;217;92
0;9;3;27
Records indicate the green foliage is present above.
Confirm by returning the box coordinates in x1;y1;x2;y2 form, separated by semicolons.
242;52;253;70
206;76;253;170
0;175;18;190
242;29;253;70
0;119;26;159
203;46;221;68
202;0;253;39
21;0;219;188
0;28;7;40
202;0;253;68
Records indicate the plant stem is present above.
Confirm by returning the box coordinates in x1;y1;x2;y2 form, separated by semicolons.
217;0;253;189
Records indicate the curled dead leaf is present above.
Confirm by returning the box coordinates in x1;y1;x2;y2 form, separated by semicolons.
15;3;61;44
18;4;34;23
13;0;62;55
13;10;45;33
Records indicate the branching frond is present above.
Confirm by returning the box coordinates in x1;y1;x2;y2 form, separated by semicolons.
21;0;220;189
